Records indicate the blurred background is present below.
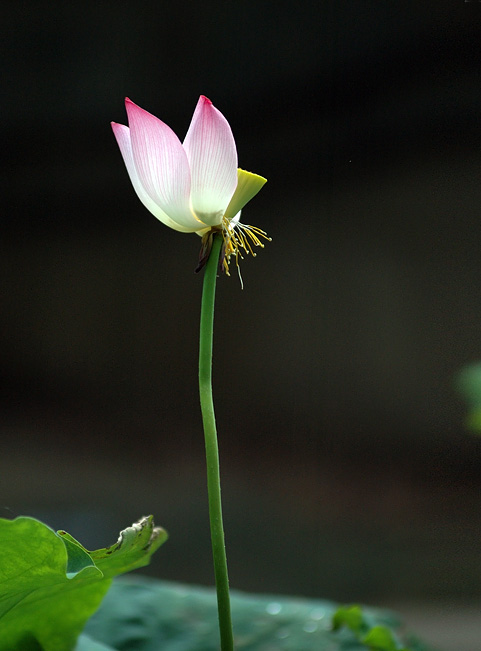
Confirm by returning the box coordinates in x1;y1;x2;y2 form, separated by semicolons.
2;1;481;649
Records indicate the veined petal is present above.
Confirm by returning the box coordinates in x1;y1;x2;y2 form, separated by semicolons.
224;169;267;222
183;96;238;227
111;122;196;232
125;98;203;230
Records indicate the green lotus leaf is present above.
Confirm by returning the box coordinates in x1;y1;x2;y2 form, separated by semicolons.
84;578;434;651
0;515;167;651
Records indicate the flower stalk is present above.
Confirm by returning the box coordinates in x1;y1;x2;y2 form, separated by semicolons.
111;95;269;649
199;232;234;650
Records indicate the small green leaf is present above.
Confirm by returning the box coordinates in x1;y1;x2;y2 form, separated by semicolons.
455;362;481;434
332;605;416;651
332;604;364;634
362;625;398;651
0;515;167;651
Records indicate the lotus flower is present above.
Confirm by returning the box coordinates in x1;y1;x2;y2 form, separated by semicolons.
111;96;268;275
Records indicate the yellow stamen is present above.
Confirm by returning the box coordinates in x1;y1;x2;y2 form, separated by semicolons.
221;215;271;282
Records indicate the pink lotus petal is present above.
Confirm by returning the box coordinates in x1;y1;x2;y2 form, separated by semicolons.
183;96;238;226
111;122;195;232
125;99;202;230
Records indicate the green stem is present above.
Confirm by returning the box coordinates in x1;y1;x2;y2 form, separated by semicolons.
199;233;234;651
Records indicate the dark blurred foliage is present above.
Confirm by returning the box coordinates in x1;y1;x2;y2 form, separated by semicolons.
2;0;481;628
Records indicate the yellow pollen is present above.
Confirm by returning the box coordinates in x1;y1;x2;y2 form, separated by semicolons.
221;216;271;282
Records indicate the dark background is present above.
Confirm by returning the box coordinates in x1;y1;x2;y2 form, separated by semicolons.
2;2;481;649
